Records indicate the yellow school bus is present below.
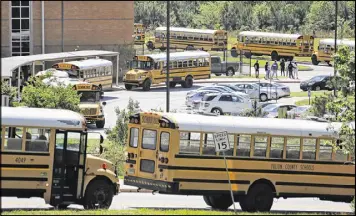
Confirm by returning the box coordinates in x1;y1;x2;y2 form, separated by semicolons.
1;107;119;209
311;39;355;65
231;31;315;61
123;51;211;91
124;112;354;212
134;23;146;45
72;82;107;129
52;59;113;91
146;27;227;51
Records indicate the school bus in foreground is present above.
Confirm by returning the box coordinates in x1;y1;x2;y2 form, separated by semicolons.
123;51;211;91
124;112;354;212
231;31;314;61
134;23;146;45
311;38;355;65
1;107;119;209
146;27;227;51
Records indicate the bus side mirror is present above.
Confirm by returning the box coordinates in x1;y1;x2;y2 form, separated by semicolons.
102;101;107;106
99;145;103;155
100;135;104;144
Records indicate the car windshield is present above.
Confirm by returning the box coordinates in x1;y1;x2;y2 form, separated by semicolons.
264;104;279;112
216;86;234;92
78;91;100;103
311;76;327;81
131;60;153;70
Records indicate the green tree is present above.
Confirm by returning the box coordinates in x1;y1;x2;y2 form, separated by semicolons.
239;100;268;117
306;1;336;32
1;80;17;106
13;75;81;112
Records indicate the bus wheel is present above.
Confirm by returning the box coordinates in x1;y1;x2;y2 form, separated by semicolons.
182;76;193;88
288;56;294;61
96;119;105;129
56;204;69;209
271;51;279;61
231;48;238;57
146;41;155;51
84;179;114;209
186;45;194;51
203;195;213;207
169;82;176;88
239;183;274;212
326;61;332;66
311;55;320;65
125;84;133;90
244;52;251;58
142;79;151;91
209;195;233;210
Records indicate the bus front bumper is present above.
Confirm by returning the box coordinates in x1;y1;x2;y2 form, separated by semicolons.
124;176;179;193
84;115;104;121
123;81;143;86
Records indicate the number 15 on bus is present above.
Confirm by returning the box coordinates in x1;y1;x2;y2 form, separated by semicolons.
213;131;231;152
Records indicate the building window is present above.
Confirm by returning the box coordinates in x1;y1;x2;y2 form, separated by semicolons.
11;1;31;56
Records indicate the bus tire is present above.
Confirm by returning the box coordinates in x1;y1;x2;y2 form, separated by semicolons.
146;41;155;51
169;82;177;88
57;204;69;209
208;195;233;210
244;52;251;58
239;183;274;212
182;76;193;88
84;179;114;209
142;79;151;91
96;119;105;129
288;56;294;61
125;84;133;90
271;51;279;61
186;45;195;51
231;48;238;57
311;55;320;65
203;195;213;207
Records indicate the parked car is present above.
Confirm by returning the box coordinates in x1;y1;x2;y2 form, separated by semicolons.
234;83;278;102
198;92;252;116
185;90;220;107
287;105;312;119
258;102;276;109
187;86;233;97
262;103;297;118
254;82;291;98
300;75;343;91
211;56;240;76
213;83;247;93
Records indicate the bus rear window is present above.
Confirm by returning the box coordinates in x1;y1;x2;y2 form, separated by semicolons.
142;129;156;150
129;128;139;148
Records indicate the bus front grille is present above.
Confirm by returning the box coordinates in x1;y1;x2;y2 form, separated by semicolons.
81;108;97;116
126;74;136;80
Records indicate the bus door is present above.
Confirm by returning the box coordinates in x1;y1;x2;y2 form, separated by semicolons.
51;130;86;206
137;127;159;179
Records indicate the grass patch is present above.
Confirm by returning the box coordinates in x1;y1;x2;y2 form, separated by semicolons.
0;209;333;215
290;91;329;97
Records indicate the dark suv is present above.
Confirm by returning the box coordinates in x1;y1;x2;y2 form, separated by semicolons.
300;75;341;91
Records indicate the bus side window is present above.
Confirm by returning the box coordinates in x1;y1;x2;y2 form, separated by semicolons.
204;58;210;66
319;139;332;160
173;61;177;68
302;138;316;160
4;127;23;151
253;136;268;157
225;134;234;156
236;134;251;157
25;128;50;152
270;137;284;159
286;138;300;159
179;132;200;155
188;60;193;67
178;61;183;68
202;133;215;155
183;61;187;67
129;128;139;148
335;141;348;161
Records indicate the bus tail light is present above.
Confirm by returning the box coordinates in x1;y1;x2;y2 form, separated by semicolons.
101;163;107;170
164;158;169;164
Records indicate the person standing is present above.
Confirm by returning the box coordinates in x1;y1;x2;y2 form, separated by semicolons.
293;62;299;79
271;60;278;79
254;60;260;78
280;59;285;77
288;60;294;79
264;62;270;80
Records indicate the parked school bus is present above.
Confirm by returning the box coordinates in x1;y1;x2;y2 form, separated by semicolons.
146;27;227;51
124;112;354;212
1;107;119;209
134;23;146;45
123;51;211;91
311;38;355;65
231;31;314;61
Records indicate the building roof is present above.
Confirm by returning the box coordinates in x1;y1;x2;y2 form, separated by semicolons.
1;107;86;130
155;112;343;138
319;38;355;47
143;51;210;62
1;50;119;78
155;27;222;35
238;31;304;40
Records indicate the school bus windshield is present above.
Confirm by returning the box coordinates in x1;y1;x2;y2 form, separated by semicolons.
78;91;100;103
132;60;153;70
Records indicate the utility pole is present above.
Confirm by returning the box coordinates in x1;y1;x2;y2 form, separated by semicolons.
166;1;170;112
334;0;338;97
61;1;64;52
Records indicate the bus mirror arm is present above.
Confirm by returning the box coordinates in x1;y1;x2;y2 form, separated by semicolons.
99;145;104;155
100;135;104;144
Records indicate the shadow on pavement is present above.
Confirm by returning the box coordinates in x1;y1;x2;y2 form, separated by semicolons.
101;95;119;102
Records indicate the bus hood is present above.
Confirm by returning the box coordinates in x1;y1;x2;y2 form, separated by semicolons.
79;103;100;109
86;154;114;171
126;69;148;75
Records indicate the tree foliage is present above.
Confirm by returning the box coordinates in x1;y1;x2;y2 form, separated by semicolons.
1;80;17;105
13;75;81;112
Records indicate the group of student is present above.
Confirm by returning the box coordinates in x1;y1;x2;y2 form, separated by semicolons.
253;58;299;80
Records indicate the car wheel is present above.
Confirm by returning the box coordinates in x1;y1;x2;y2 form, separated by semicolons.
211;108;222;115
226;68;234;77
215;74;222;76
260;93;268;102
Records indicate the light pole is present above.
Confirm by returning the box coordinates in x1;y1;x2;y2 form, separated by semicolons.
334;0;338;97
166;1;170;112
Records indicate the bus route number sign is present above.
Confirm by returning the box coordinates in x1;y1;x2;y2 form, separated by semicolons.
213;131;230;152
